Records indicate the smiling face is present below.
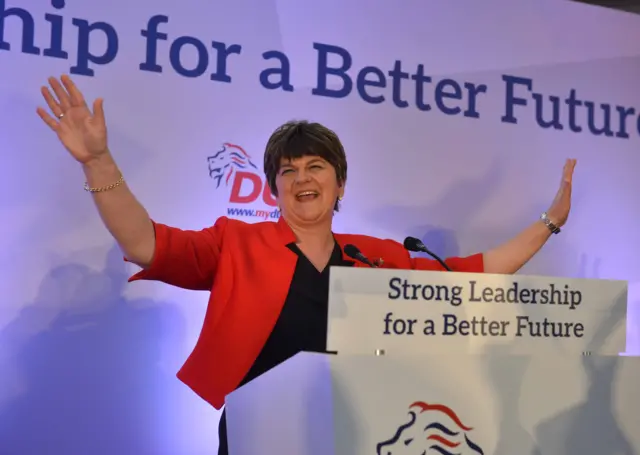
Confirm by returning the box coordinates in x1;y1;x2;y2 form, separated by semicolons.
263;120;348;231
275;155;344;226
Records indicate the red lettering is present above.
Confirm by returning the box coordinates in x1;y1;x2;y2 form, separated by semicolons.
229;171;277;207
229;172;261;203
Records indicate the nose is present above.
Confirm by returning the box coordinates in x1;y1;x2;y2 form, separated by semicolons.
294;168;311;183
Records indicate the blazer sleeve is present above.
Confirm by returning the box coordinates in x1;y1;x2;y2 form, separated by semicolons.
411;253;484;273
127;216;229;290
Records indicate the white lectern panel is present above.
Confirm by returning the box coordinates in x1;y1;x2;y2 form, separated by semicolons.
225;352;640;455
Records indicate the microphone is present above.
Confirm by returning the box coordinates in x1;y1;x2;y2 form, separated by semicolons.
344;244;377;268
403;236;452;271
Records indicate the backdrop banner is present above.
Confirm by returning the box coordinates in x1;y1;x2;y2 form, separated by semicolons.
1;0;639;453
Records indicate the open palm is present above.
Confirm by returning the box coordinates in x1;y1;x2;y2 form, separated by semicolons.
547;158;577;227
37;75;108;164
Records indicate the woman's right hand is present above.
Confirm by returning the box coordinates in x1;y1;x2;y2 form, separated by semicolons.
37;75;109;164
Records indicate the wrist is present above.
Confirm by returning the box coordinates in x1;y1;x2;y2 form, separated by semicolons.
82;151;122;187
540;212;561;234
82;149;114;168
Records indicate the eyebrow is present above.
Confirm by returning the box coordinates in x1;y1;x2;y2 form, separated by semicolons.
280;158;325;169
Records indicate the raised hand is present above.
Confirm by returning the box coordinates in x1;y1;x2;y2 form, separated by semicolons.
546;158;577;228
37;75;108;164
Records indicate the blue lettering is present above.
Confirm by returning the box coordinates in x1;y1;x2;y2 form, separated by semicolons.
43;0;67;59
615;106;635;139
210;41;241;83
140;15;240;81
139;15;168;73
170;36;208;78
313;46;487;116
503;78;639;139
357;66;386;104
70;18;118;76
226;207;281;219
533;92;563;130
462;82;486;118
1;6;638;142
413;64;431;111
0;0;116;75
584;101;614;137
312;42;352;98
434;79;462;115
501;74;531;124
432;78;487;117
565;89;582;133
388;60;409;108
0;0;40;54
260;50;293;91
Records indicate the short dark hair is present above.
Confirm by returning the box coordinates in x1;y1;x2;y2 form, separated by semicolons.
263;120;347;211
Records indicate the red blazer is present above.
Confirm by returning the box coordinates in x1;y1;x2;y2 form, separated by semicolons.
128;216;484;409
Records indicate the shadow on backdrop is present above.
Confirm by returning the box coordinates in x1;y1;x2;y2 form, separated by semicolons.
369;155;604;282
0;90;156;311
370;157;504;259
0;245;188;455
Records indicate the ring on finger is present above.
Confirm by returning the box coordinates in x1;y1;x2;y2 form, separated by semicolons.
58;112;65;119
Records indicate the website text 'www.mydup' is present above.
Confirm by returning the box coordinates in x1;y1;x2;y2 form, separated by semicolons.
226;207;281;220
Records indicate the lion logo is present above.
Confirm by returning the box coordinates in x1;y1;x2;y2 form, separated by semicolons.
207;143;258;188
376;401;484;455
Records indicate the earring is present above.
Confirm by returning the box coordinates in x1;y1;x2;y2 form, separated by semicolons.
338;196;343;201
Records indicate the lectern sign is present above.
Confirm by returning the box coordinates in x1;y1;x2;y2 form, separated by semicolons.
327;267;627;355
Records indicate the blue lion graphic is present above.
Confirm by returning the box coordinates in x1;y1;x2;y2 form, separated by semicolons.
207;143;258;188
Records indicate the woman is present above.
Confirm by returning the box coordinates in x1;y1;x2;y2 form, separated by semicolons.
37;75;575;454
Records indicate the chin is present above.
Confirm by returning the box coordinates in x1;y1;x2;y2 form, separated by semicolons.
297;213;327;224
292;209;332;225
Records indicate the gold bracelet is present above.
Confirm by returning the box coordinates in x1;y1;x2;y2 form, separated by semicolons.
84;174;125;193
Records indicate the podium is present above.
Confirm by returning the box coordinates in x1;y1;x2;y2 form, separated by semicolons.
225;268;639;454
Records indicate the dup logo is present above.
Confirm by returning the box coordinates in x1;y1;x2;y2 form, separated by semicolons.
207;142;277;207
376;401;484;455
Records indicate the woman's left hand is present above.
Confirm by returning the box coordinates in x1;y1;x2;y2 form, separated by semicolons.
546;158;577;228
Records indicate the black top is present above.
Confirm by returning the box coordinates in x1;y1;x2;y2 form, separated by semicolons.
217;241;353;455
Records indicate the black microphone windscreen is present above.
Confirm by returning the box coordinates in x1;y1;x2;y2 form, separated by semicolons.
403;236;452;271
344;244;361;259
403;236;423;252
